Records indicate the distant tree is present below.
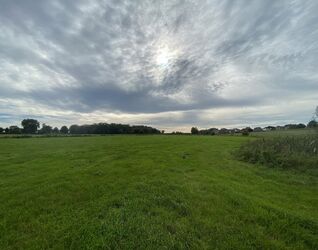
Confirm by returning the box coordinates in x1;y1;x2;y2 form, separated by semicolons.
4;128;9;134
69;125;80;134
296;123;306;129
315;106;318;133
0;127;3;133
208;128;219;135
307;120;317;128
307;106;318;132
191;127;199;134
276;126;284;130
60;126;69;134
9;126;21;134
68;123;160;135
284;123;306;129
253;127;263;132
265;126;276;131
40;123;53;134
172;131;184;135
244;127;253;132
198;128;217;135
241;130;250;136
21;119;40;134
219;128;230;134
53;127;59;134
307;106;318;126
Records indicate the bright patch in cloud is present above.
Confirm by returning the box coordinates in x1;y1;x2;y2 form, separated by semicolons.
0;0;317;131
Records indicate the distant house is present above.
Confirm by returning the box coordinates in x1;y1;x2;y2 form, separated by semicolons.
233;128;241;133
219;128;230;134
210;128;219;134
253;127;263;132
227;129;235;134
244;127;253;132
276;126;284;130
264;126;276;131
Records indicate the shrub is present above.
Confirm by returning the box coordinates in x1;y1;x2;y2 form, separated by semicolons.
236;135;318;171
241;130;250;136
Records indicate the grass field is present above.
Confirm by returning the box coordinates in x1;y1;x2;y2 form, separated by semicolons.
0;135;317;249
251;128;317;137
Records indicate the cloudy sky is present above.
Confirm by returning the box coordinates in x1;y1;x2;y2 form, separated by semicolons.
0;0;317;131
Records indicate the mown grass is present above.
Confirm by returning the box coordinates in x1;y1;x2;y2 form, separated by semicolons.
0;136;317;249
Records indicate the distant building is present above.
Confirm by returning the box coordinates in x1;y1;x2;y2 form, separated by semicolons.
219;128;230;134
276;126;284;130
253;127;264;132
233;128;241;133
264;126;276;131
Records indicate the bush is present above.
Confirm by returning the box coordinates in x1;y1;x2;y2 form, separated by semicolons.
241;130;250;136
236;135;318;171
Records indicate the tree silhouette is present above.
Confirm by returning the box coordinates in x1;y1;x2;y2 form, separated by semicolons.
21;119;40;134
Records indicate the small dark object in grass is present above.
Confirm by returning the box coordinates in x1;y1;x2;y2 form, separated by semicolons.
181;152;190;159
93;171;104;176
166;224;177;235
111;202;123;209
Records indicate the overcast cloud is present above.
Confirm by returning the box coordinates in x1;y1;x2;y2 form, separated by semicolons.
0;0;317;131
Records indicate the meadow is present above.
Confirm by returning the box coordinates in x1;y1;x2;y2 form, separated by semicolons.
0;135;317;249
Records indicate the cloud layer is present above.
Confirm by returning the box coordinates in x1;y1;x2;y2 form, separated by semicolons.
1;0;317;131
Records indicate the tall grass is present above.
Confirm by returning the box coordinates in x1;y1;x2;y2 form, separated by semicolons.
236;135;318;172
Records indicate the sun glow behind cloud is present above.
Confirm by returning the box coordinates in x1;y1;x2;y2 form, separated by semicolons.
0;0;317;131
155;45;176;68
151;38;182;85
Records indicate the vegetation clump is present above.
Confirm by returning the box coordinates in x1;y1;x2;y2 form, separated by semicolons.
236;135;318;171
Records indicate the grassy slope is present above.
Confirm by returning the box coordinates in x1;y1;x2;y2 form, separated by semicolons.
0;136;317;249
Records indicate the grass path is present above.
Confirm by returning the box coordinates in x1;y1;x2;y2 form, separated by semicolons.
0;136;317;249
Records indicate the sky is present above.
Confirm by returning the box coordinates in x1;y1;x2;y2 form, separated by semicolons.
0;0;317;132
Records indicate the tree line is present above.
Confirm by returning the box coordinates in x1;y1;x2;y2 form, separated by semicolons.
1;107;317;135
0;119;162;135
190;106;318;135
189;122;315;135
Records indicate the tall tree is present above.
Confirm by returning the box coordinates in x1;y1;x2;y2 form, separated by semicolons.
191;127;199;134
9;126;21;134
60;126;69;134
308;106;318;129
307;120;317;128
69;125;80;134
40;124;53;134
0;127;3;133
53;127;59;134
21;119;40;134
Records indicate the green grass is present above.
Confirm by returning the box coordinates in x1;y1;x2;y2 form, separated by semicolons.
0;136;317;249
251;128;317;137
236;135;318;173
